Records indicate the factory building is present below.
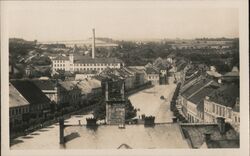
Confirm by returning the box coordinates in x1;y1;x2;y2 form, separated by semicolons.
51;29;124;73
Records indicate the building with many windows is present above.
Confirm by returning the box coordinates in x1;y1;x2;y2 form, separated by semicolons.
52;54;123;73
58;81;82;108
9;80;52;134
145;66;159;85
9;83;30;130
51;29;124;74
203;83;239;131
179;77;216;123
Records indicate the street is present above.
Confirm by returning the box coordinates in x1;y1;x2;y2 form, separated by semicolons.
129;84;176;123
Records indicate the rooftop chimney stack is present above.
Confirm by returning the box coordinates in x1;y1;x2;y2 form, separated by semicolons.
59;118;65;144
92;28;95;59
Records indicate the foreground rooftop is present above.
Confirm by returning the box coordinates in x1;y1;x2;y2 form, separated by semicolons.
11;123;190;149
180;123;239;148
63;123;190;149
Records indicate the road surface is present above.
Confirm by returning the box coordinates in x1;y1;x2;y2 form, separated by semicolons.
129;84;176;123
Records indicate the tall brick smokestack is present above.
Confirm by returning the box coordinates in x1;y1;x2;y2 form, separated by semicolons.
92;28;95;59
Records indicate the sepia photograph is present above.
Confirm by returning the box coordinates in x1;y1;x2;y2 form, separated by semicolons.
1;0;249;156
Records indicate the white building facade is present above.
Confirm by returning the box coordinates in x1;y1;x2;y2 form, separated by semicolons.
52;54;123;73
52;29;123;74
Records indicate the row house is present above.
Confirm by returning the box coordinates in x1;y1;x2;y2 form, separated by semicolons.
179;77;217;123
32;79;102;109
152;57;171;85
179;73;240;132
10;80;51;128
58;81;82;108
73;78;102;104
32;79;81;109
145;66;159;85
98;67;147;91
9;84;30;129
204;83;240;131
126;67;147;88
145;56;189;85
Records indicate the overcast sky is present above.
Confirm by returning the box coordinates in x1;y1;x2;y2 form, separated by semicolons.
5;1;239;41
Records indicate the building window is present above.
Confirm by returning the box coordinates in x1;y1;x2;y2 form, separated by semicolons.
212;104;215;113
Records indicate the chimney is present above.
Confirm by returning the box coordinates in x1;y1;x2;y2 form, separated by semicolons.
144;116;155;127
92;28;95;59
217;117;226;134
59;118;65;144
86;118;97;126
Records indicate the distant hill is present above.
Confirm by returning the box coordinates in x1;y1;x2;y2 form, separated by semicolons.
38;38;118;48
